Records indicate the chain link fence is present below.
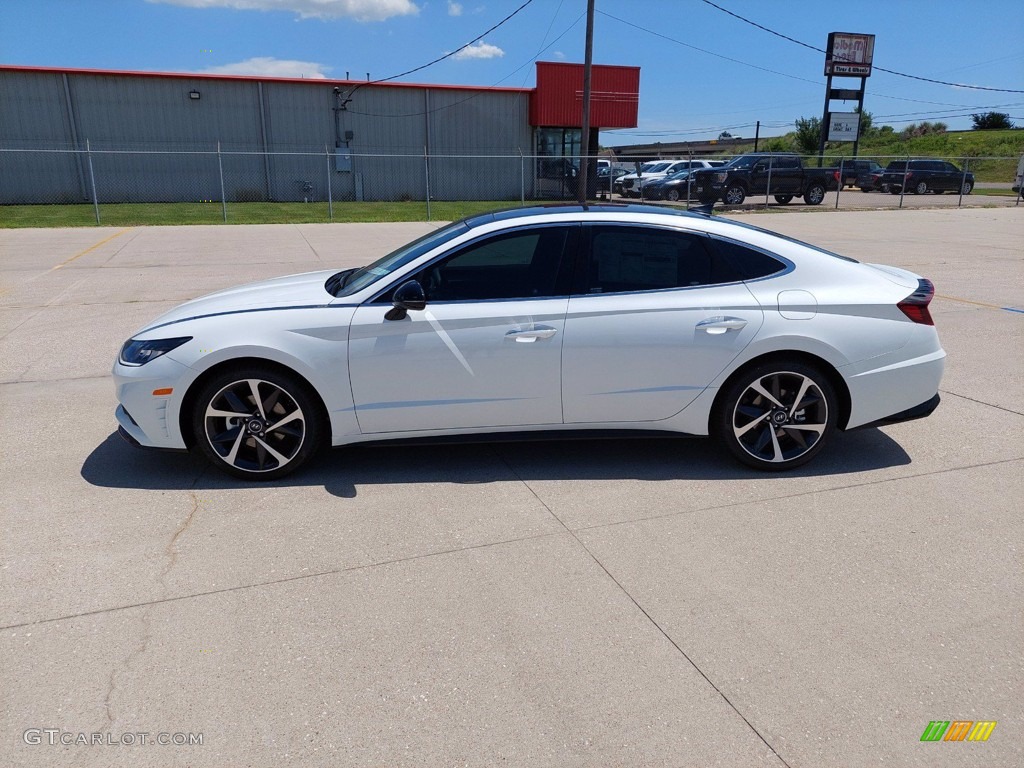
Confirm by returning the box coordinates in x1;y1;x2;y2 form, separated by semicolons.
1;146;1021;224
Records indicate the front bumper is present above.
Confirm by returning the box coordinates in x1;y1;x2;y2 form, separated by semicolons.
112;353;197;449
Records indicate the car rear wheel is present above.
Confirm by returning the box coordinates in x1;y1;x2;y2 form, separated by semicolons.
889;187;901;194
914;181;929;195
774;195;793;204
804;183;826;205
192;365;324;480
714;361;837;471
724;184;746;205
961;180;973;195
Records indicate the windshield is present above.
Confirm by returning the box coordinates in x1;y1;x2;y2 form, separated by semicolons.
723;155;759;170
643;162;672;173
327;221;469;297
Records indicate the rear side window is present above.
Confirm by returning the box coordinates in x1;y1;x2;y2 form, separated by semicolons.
710;238;788;280
582;226;741;293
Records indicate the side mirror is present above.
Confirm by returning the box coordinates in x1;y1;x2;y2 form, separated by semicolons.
384;279;426;321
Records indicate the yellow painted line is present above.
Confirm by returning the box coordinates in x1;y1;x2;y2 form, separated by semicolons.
935;293;1005;311
49;228;132;272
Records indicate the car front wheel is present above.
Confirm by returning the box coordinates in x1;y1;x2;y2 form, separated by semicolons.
191;365;324;480
804;183;826;205
714;361;837;471
724;184;746;205
666;189;681;202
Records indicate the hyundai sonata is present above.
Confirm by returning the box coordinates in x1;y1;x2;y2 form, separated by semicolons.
113;205;944;479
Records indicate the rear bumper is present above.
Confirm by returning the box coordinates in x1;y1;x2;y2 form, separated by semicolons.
852;393;940;430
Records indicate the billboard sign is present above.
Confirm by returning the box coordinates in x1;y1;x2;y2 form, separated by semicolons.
825;32;875;76
828;112;860;142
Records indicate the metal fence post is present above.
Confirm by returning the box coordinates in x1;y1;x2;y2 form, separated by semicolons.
85;139;100;225
217;141;227;223
423;145;431;222
957;157;968;208
686;148;693;210
835;158;843;210
764;155;773;208
899;156;908;209
325;145;334;221
520;149;525;206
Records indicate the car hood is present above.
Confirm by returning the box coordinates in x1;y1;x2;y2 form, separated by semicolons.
138;269;337;333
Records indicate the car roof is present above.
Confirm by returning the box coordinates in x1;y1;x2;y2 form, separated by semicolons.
462;203;716;229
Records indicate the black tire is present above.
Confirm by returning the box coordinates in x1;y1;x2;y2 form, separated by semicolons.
889;187;902;195
804;183;826;205
774;195;793;205
666;188;681;202
860;187;872;193
714;359;838;471
914;180;929;195
191;365;324;480
933;189;944;194
961;180;973;195
724;184;746;205
697;195;718;206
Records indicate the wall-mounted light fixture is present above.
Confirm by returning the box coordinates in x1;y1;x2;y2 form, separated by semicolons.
188;90;201;100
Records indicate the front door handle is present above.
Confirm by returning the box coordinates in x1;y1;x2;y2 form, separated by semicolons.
696;316;748;334
505;326;558;343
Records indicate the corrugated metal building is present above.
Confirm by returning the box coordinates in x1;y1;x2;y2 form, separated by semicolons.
0;63;639;204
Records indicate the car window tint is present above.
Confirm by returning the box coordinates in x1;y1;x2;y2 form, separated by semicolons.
710;238;787;280
584;226;737;293
418;226;571;302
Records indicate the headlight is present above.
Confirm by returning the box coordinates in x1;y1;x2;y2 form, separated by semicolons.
713;172;728;183
119;336;192;366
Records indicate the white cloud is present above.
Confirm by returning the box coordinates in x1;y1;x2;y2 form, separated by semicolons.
452;40;504;60
552;50;565;60
148;0;419;22
200;56;331;78
447;1;462;15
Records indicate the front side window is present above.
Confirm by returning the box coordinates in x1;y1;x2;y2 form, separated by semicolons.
582;226;740;294
412;226;574;302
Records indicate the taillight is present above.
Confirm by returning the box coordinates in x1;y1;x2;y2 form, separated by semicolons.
834;171;841;182
904;171;914;179
897;278;935;325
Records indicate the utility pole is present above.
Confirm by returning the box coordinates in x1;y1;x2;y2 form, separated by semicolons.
577;0;596;205
753;121;760;152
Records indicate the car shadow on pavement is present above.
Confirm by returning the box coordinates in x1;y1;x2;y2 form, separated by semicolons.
82;427;911;498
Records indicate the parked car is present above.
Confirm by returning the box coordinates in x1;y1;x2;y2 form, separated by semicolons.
114;204;944;479
1012;155;1024;193
692;153;840;206
830;160;882;188
646;163;728;201
619;160;718;198
856;170;889;193
880;160;974;195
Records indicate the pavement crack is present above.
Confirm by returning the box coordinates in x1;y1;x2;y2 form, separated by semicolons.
940;388;1024;417
489;445;792;768
163;491;201;582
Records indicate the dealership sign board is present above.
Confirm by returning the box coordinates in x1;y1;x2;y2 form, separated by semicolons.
825;32;875;76
828;112;860;142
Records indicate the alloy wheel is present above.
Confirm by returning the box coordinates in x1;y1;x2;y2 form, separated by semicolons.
732;371;829;464
204;378;306;473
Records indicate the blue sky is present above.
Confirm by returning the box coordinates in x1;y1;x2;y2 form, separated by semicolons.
2;0;1022;144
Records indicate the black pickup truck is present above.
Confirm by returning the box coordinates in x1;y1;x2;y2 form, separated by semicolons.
692;153;838;206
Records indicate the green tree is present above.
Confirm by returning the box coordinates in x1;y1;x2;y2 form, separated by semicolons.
718;131;733;139
793;116;821;154
971;111;1014;130
855;107;874;137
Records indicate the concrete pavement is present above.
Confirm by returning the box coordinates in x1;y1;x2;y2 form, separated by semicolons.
1;209;1022;767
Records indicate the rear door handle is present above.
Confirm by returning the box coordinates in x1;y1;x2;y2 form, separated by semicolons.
696;316;748;334
505;326;558;343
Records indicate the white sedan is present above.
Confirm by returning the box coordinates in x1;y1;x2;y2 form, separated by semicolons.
113;205;944;479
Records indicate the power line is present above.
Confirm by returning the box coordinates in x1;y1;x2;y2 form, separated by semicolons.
698;0;1024;93
343;0;536;105
596;11;821;88
345;12;584;118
